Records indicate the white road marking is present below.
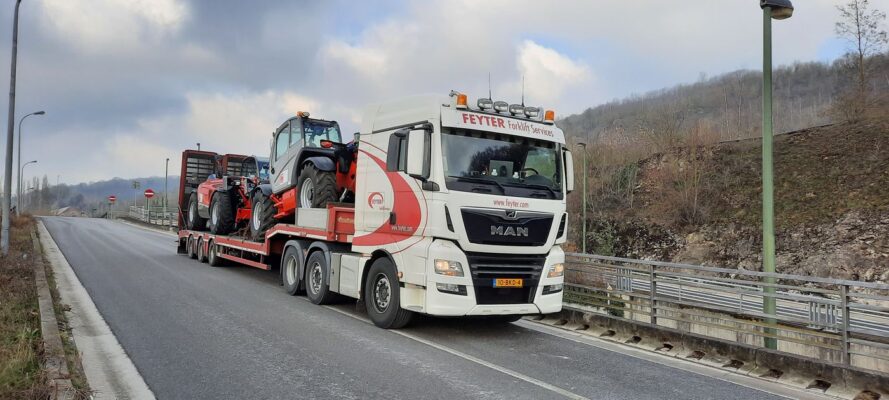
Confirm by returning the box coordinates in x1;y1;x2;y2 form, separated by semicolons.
39;221;156;400
321;305;590;400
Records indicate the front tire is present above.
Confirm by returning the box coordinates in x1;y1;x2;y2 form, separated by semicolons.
364;258;413;329
209;192;235;235
250;191;277;241
305;251;337;305
297;166;337;209
187;193;207;231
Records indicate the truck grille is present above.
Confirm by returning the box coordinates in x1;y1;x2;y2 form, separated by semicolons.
466;253;546;305
461;208;553;247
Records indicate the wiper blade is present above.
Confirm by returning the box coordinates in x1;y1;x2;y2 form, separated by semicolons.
503;182;558;198
448;175;506;194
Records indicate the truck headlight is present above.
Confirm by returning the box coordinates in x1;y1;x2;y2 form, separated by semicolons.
434;259;464;277
547;263;564;278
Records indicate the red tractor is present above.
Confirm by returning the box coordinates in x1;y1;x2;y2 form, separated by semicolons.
248;112;357;240
182;154;269;235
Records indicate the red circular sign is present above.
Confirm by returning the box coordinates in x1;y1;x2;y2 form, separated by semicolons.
144;189;155;199
108;195;117;202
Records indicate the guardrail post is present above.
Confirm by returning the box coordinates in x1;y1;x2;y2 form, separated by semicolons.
649;264;657;325
840;285;851;365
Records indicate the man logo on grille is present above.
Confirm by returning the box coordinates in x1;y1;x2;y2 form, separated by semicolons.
491;225;528;237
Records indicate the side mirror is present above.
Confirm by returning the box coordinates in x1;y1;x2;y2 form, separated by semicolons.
564;150;575;193
406;130;429;179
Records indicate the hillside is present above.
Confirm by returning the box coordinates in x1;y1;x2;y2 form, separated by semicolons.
574;119;889;282
558;55;889;146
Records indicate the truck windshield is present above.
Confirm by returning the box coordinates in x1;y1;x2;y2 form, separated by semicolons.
303;121;342;147
441;129;563;199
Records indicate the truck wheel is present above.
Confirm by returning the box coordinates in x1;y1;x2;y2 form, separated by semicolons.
187;193;207;231
305;251;336;305
281;246;304;295
209;192;235;235
186;236;197;259
364;258;413;329
207;240;224;267
297;166;337;209
197;237;207;263
250;191;276;241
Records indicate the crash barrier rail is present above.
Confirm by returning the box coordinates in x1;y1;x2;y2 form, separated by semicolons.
564;253;889;371
128;206;176;227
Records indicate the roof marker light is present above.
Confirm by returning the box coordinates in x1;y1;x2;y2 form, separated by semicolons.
478;98;494;110
508;104;524;115
493;101;509;113
523;106;540;118
543;110;555;124
297;111;310;118
456;93;468;109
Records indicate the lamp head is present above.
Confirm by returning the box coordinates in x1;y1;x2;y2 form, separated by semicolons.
34;111;45;115
761;0;793;20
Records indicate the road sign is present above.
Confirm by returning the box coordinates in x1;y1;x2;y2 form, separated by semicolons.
144;189;155;199
108;195;117;203
132;181;141;189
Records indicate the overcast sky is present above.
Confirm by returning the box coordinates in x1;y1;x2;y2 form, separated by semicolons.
0;0;884;185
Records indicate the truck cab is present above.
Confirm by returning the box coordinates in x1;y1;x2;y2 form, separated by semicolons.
350;92;573;319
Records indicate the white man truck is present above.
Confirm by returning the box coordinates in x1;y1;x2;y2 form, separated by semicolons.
178;91;575;328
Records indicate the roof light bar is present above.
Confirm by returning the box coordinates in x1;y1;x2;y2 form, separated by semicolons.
523;106;540;118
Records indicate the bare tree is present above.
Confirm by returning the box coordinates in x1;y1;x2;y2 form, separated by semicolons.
835;0;888;120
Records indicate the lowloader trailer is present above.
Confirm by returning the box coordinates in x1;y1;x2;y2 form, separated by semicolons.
177;92;575;328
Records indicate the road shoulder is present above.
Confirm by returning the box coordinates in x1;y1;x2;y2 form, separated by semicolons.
38;220;156;400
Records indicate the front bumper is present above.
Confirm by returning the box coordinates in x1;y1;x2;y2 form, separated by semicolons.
415;239;564;316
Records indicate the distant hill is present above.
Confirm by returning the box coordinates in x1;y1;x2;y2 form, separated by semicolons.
557;54;889;145
18;176;181;215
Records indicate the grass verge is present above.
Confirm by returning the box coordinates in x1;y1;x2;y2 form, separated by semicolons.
0;215;90;399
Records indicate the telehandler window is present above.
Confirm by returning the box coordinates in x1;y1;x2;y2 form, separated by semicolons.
275;122;290;160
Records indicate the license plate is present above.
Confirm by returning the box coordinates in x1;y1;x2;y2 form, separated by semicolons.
493;278;523;288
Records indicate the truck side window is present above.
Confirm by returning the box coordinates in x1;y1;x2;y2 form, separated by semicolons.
386;134;407;172
275;122;290;160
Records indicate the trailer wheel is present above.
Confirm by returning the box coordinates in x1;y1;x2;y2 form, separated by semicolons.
207;240;224;267
209;192;235;235
250;191;276;242
281;246;303;295
196;237;207;263
305;251;337;305
186;236;197;259
187;193;207;231
297;165;337;209
364;258;413;329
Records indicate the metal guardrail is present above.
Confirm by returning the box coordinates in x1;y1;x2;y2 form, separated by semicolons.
128;206;175;227
564;253;889;369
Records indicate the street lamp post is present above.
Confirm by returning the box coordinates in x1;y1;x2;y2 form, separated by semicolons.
760;0;794;350
16;110;45;215
577;142;588;253
19;160;36;213
164;158;170;230
2;0;23;255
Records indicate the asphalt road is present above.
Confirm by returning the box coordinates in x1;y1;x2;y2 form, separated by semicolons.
42;217;793;400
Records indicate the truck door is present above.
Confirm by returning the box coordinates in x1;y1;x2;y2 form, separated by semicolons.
270;119;304;194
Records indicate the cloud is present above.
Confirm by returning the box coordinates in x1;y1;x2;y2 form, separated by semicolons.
514;40;592;105
39;0;188;51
